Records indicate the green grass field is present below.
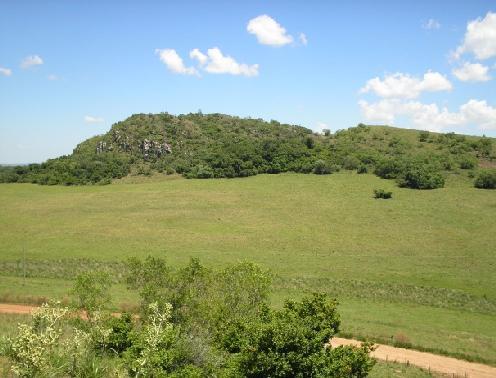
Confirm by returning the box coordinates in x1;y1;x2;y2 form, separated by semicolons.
0;172;495;364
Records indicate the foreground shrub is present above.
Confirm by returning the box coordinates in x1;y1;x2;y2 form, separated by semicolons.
474;169;496;189
373;189;392;199
5;302;68;377
123;302;198;377
4;259;375;377
233;293;375;377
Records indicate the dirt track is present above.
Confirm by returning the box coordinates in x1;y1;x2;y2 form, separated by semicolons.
331;337;496;378
1;303;495;377
0;303;37;315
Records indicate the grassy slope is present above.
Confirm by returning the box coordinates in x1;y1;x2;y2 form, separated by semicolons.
0;172;495;363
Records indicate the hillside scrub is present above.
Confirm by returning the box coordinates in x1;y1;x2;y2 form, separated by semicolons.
1;259;375;377
0;113;494;189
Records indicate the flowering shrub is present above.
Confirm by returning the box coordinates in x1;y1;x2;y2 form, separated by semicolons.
6;302;68;377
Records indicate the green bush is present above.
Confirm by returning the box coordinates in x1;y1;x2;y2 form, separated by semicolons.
474;169;496;189
373;189;392;199
342;155;360;170
418;131;430;142
233;293;375;377
459;156;477;169
374;158;406;179
357;164;368;174
398;165;445;189
313;160;333;175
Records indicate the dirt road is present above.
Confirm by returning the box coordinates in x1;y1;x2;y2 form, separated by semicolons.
1;303;495;377
0;303;37;315
331;337;496;378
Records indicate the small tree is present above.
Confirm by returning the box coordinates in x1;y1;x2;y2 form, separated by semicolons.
71;271;112;320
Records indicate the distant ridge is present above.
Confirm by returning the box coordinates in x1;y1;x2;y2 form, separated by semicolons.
0;113;494;187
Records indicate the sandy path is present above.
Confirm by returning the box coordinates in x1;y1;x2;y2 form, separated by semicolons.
0;303;37;315
331;337;496;378
1;303;495;377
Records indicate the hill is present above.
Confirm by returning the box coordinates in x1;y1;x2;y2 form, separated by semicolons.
0;113;495;187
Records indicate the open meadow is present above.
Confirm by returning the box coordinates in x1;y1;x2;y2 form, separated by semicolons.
0;172;495;364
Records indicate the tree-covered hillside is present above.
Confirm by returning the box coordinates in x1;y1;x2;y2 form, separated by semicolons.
1;112;495;188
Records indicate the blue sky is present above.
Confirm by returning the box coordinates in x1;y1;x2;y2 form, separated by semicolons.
1;0;496;164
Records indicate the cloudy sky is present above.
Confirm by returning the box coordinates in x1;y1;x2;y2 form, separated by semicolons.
1;0;496;163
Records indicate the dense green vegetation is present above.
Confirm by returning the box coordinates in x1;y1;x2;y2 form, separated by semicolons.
1;113;494;189
0;263;374;377
0;173;495;365
474;168;496;189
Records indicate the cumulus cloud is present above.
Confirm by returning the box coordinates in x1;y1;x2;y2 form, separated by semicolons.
360;71;452;99
460;99;496;130
191;47;259;77
155;49;198;75
452;62;491;82
359;98;496;131
84;115;104;124
247;14;293;46
0;67;12;76
21;55;43;69
453;12;496;60
422;19;441;30
189;48;208;65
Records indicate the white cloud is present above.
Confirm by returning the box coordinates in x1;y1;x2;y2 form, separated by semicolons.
47;74;58;81
0;67;12;76
189;48;208;65
422;18;441;30
155;49;198;75
21;55;43;69
358;99;398;125
84;115;104;124
460;99;496;130
193;47;259;77
247;14;293;46
360;71;452;99
359;98;496;131
299;33;308;46
452;62;491;82
453;12;496;60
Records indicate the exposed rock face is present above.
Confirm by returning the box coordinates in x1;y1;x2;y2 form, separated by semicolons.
96;130;172;159
140;139;172;159
96;141;107;154
112;130;132;152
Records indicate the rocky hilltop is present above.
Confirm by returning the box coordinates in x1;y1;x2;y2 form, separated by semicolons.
0;112;494;187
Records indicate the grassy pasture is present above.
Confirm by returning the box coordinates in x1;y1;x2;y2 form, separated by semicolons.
0;172;495;363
